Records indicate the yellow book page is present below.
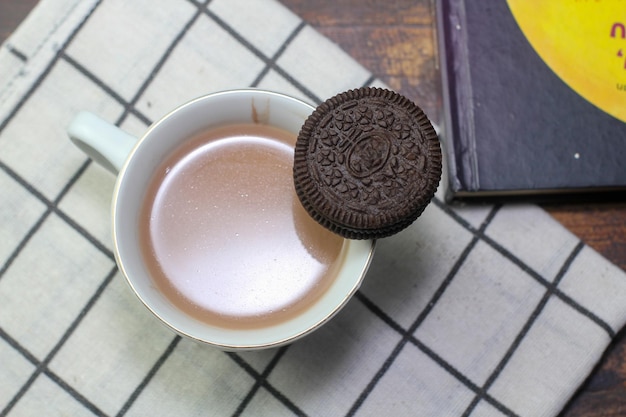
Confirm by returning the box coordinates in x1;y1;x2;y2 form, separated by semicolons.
507;0;626;123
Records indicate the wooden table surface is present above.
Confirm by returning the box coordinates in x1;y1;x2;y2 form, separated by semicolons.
2;1;625;416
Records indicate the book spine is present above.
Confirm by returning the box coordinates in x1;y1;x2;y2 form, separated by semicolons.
437;0;480;196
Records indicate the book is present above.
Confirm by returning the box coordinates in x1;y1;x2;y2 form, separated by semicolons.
435;0;626;202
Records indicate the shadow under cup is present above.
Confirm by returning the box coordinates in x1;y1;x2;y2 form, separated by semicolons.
112;90;375;350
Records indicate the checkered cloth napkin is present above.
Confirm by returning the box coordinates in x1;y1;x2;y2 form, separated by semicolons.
1;0;625;416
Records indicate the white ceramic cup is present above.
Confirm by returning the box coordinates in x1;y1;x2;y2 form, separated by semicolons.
67;89;375;350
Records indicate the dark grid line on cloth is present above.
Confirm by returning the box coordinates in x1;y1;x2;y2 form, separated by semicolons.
0;1;101;132
116;0;211;126
44;370;108;417
250;21;306;88
0;0;94;107
230;346;291;417
0;328;39;376
433;199;615;338
344;206;521;417
0;0;344;415
408;336;520;416
0;156;115;281
115;336;182;417
203;7;323;105
227;351;307;417
0;265;118;417
460;240;586;417
60;53;152;127
483;232;614;337
0;0;89;111
7;46;28;62
433;199;614;337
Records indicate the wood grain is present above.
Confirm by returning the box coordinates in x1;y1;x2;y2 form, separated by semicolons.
285;0;441;122
2;0;625;415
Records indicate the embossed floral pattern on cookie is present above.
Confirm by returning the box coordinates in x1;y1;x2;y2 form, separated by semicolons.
294;87;442;239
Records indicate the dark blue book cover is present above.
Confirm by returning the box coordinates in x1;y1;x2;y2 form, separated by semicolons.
436;0;626;201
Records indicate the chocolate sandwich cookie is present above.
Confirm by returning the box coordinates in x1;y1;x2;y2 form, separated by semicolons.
293;87;442;240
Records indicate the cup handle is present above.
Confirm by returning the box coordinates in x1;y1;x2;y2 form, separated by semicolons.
67;111;139;174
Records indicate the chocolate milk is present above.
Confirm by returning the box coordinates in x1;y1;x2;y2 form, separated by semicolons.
139;124;345;329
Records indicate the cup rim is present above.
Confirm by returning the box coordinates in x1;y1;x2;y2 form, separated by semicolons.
111;89;376;350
